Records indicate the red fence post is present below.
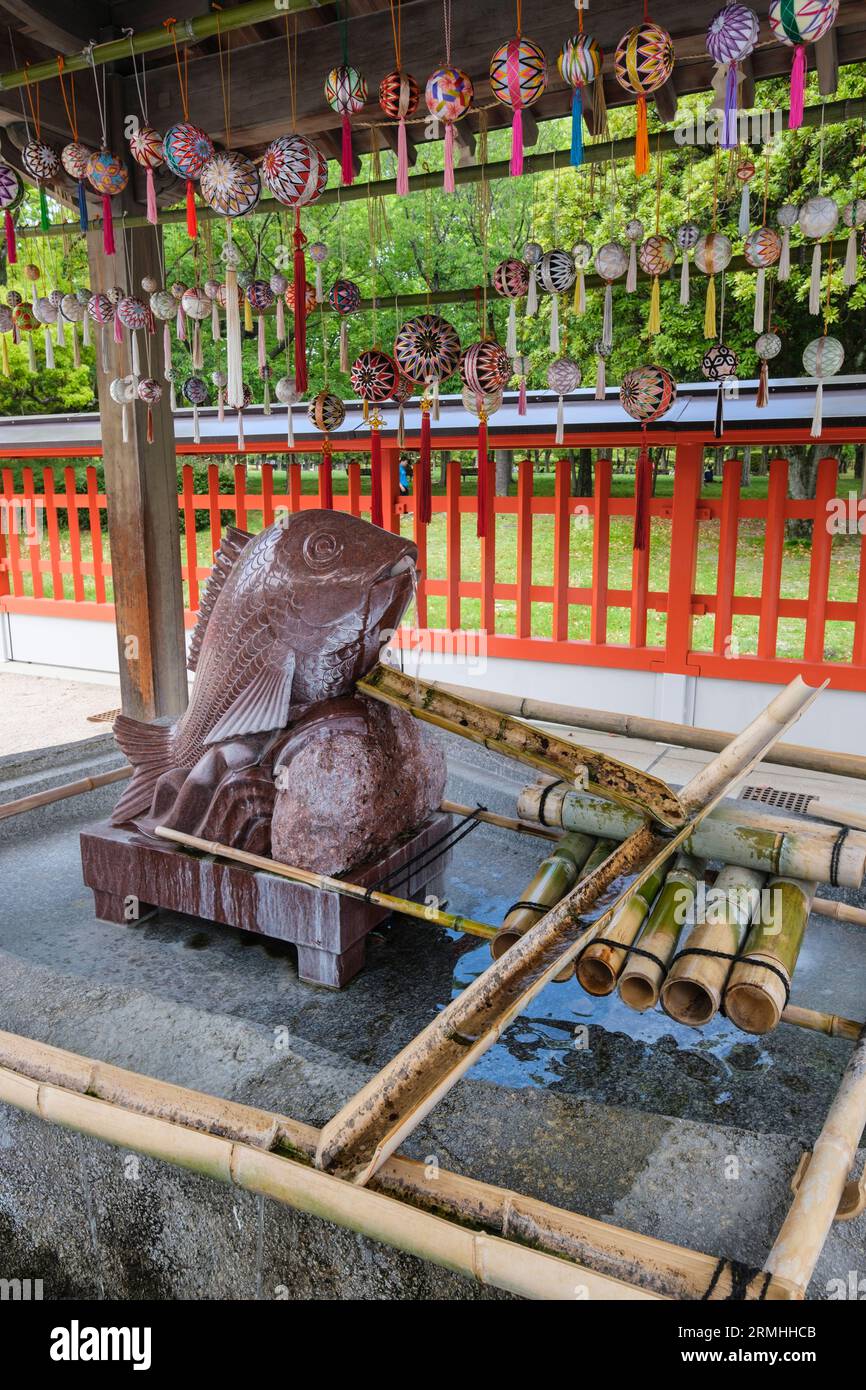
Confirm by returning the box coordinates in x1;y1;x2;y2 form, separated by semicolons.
516;459;533;640
662;444;702;672
22;466;43;600
261;461;275;528
86;464;106;604
234;462;248;531
288;460;301;513
412;463;428;631
757;458;788;661
590;458;611;646
181;463;199;613
64;465;84;603
446;459;461;633
3;468;23;597
347;460;361;518
480;456;496;635
382;446;399;533
803;457;839;665
207;463;221;557
713;458;741;657
552;458;570;642
42;468;64;599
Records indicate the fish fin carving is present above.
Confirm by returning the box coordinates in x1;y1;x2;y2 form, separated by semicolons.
111;716;175;825
204;652;296;744
187;526;255;673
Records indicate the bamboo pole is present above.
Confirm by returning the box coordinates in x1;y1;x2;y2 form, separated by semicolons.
490;833;596;963
440;800;561;843
764;1027;866;1296
315;678;825;1185
724;879;817;1035
661;866;766;1027
154;828;496;940
616;855;704;1012
576;862;668;997
437;681;866;783
780;1005;863;1042
0;766;130;821
0;1027;797;1300
812;897;866;928
358;665;685;829
517;785;866;889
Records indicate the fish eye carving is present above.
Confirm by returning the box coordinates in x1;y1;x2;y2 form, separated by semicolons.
302;529;345;572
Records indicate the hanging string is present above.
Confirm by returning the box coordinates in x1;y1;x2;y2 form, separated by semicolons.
824;241;834;335
389;0;402;68
443;0;452;64
817;102;826;193
84;45;110;148
477;110;490;330
55;57;78;141
762;143;770;226
22;65;41;140
125;30;150;125
337;0;350;64
284;12;299;131
163;20;191;122
214;5;232;148
515;0;522;36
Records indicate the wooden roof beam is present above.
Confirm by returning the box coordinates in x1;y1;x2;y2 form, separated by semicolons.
815;28;839;99
1;0;110;54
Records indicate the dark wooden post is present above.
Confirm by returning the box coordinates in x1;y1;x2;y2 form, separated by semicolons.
87;223;188;722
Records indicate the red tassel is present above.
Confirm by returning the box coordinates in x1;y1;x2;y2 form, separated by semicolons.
633;433;652;552
341;112;354;187
635;95;649;177
101;194;115;256
320;441;334;509
418;404;432;525
370;427;384;527
510;106;524;177
186;180;198;238
4;209;16;264
476;414;490;540
292;212;308;394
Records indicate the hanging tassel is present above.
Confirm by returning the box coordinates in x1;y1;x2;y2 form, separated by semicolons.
570;87;584;168
26;335;35;371
526;263;539;316
341;112;355;187
633;433;652;551
257;314;266;371
292;212;308;394
753;267;766;335
193;403;201;445
555;394;565;446
602;282;613;352
592;76;608;139
131;331;141;377
431;377;440;420
648;276;661;336
476;411;489;539
510;106;524;178
286;397;294;446
595;354;606;401
100;326;110;375
844;227;859;288
225;264;244;410
506;299;517;356
418;401;432;524
722;62;739;151
714;383;725;439
185;180;198;238
443;121;456;194
4;208;16;263
339;319;349;374
243;297;252;334
162;321;172;372
789;46;806;130
114;312;123;346
207;299;218;343
738;182;750;237
680;252;690;306
397;116;410;195
634;95;649;177
704;275;716;339
574;270;586;316
55;314;65;348
218;385;225;422
314;262;324;303
82;313;90;347
549;293;560;353
370;425;384;526
176;304;187;341
809;242;822;315
169;378;177;412
320;442;334;509
518;376;527;415
1;335;8;375
756;359;769;409
143;167;158;227
626;239;638;293
101;194;115;255
121;401;129;443
39;185;50;230
779;227;791;282
146;405;154;444
810;380;823;438
275;296;285;343
262;373;271;416
237;411;245;451
44;327;54;369
397;402;406;447
77;179;89;232
72;323;80;369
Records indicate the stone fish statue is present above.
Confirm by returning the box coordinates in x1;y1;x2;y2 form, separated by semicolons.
111;511;445;869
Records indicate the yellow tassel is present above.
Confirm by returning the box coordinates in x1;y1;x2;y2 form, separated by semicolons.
704;275;716;340
1;335;8;375
244;297;253;333
648;276;661;336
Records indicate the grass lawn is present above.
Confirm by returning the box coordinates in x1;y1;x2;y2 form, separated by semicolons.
10;463;862;665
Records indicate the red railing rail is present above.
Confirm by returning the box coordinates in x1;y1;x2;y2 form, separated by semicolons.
2;446;865;691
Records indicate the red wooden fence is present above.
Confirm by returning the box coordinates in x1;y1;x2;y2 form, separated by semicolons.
2;447;865;690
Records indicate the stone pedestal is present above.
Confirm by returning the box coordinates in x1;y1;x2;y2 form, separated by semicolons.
80;813;453;988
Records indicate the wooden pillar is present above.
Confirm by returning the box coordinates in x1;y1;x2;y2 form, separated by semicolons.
87;223;188;722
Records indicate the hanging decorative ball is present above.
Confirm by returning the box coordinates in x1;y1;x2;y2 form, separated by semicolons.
284;282;317;315
694;231;733;273
12;303;36;335
744;226;782;267
559;32;603;87
107;285;125;305
238;383;253;411
60;293;85;322
162;123;214;180
137;378;162;404
571;241;593;270
141;274;159;294
769;0;839;50
522;240;544;266
512;353;531;378
706;3;759;63
595;241;629;281
462;385;503;417
329;278;362;316
701;342;739;380
75;287;91;306
493;258;530;298
394;312;461;384
351;349;399;402
215;282;242;309
798;195;839;238
275;376;300;406
778;203;799;230
736;158;756;183
32;296;56;324
638;235;676;275
460;340;512;396
22;140;60;181
625;218;645;244
61;142;92;180
676;221;701;251
6;290;23;308
109;375;137;405
844;199;866;229
246;279;275;312
803;334;844;378
425;65;474;123
619;365;677;422
129;125;164;170
261;134;328;207
22;263;40;282
149;289;176;322
212;368;228;391
490;36;547;111
0;162;22;210
269;272;289;297
0;306;12;334
756;331;782;360
87;292;115;324
48;289;64;309
309;242;329;267
199;150;260;218
308;390;346;432
391;374;414;405
183;376;209;407
547;357;582;395
85;149;128;195
379;70;420;119
181;286;212;320
326;66;368;115
117;296;149;330
615;24;674;98
594;337;613;361
236;270;253;292
539;249;576;293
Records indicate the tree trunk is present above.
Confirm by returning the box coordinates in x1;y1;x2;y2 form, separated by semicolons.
786;445;824;541
437;454;447;487
741;446;752;489
494;449;513;496
574;448;593;496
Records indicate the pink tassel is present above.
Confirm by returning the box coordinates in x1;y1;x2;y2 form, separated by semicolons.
397;118;410;196
341;112;354;187
275;297;285;343
443;121;455;193
101;194;115;256
176;306;186;342
518;377;527;416
4;209;16;264
113;312;123;346
163;322;171;370
146;167;158;225
789;45;806;129
510;106;524;177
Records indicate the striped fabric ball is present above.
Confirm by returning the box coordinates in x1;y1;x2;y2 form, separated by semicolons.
559;32;603;89
379;70;420;120
769;0;838;46
615;23;674;97
706;3;759;64
261;135;328;208
460;340;512;396
162;123;214;180
619;365;677;422
493;258;530;298
489;36;547;112
325;65;367;115
744;226;782;268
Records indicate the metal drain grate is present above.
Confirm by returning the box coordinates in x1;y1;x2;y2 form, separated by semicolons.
742;783;815;816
